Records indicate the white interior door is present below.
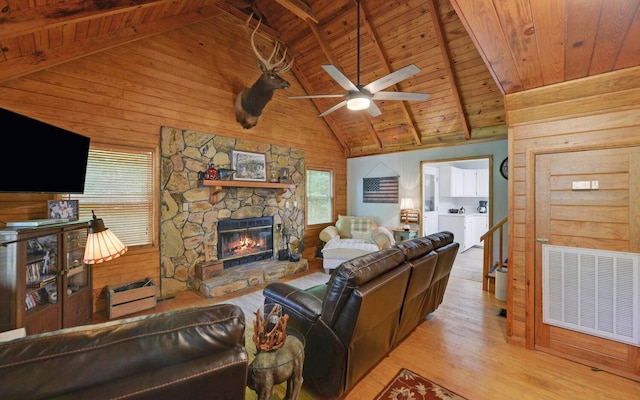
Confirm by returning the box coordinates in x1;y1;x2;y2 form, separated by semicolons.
421;164;439;236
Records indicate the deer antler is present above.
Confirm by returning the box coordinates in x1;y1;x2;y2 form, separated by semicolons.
247;14;294;73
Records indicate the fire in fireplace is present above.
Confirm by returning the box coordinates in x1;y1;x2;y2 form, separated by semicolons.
217;217;274;269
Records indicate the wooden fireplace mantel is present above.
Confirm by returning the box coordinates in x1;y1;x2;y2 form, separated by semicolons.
197;180;295;202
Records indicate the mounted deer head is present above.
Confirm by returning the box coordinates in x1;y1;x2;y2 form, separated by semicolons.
234;15;294;130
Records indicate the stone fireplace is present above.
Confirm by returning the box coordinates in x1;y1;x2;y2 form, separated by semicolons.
217;216;273;269
160;126;308;299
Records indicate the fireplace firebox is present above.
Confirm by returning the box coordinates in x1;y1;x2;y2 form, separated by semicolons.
217;217;274;269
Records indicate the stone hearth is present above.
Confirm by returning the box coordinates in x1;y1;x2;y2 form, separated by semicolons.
192;258;308;299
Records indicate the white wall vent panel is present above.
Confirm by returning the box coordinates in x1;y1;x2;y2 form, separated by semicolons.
542;245;639;346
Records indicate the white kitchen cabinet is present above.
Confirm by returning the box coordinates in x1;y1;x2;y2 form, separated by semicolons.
439;215;466;250
439;166;464;197
476;169;489;197
470;214;488;246
439;214;488;252
462;169;477;196
440;166;489;197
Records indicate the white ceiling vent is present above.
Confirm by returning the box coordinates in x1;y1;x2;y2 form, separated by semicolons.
542;245;639;346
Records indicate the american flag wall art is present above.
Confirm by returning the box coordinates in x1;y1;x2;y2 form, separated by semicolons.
363;177;399;203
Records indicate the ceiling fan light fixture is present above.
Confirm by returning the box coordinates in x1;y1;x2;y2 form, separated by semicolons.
346;96;371;111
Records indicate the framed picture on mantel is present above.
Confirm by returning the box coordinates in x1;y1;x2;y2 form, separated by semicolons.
232;151;266;182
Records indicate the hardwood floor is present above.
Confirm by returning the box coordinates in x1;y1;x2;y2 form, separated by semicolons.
96;247;640;399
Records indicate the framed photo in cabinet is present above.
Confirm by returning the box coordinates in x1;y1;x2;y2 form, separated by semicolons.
48;200;79;221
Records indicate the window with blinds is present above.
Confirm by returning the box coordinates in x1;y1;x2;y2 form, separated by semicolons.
307;169;333;225
66;148;154;247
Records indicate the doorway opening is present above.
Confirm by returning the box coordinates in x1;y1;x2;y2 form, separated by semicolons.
420;156;492;252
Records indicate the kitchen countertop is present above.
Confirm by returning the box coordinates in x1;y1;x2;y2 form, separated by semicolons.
439;213;488;217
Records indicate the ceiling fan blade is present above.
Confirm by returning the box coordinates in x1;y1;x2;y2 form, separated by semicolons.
289;94;346;99
322;65;359;92
363;64;422;93
372;91;429;101
366;101;382;117
319;100;347;117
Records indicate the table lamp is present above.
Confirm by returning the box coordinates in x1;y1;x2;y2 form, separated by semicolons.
400;198;414;231
83;210;128;264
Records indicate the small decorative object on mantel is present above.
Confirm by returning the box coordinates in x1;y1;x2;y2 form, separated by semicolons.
269;170;279;183
279;167;290;183
205;164;218;180
216;168;236;181
253;304;289;352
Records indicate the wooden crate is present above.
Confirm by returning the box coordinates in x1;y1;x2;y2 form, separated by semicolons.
195;260;223;281
106;279;156;319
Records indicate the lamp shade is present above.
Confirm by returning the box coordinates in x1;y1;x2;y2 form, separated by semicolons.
83;211;127;264
400;197;414;210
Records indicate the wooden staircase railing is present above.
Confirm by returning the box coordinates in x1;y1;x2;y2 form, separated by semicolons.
480;215;508;293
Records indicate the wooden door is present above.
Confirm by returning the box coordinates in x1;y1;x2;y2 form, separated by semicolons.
534;147;640;378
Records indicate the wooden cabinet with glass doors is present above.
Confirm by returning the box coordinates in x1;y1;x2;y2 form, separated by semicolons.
0;220;92;335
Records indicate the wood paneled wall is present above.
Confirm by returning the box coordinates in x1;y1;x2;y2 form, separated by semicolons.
0;13;345;312
505;66;640;378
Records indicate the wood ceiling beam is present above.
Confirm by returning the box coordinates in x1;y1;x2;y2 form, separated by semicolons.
291;61;352;155
214;4;281;39
307;20;339;65
427;0;471;140
274;0;318;23
0;4;222;83
0;0;192;41
305;20;353;154
361;114;383;150
359;0;421;147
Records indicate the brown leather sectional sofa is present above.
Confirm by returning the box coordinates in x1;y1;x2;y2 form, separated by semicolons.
0;304;248;400
263;231;459;398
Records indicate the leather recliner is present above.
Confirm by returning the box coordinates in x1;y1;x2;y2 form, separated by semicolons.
263;231;459;398
263;247;410;398
393;236;438;343
422;232;460;316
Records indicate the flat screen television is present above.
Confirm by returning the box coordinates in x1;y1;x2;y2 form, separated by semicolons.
1;107;90;193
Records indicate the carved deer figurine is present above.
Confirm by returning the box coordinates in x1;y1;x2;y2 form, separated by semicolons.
234;15;294;129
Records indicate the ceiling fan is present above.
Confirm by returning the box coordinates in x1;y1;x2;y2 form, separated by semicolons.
289;0;429;117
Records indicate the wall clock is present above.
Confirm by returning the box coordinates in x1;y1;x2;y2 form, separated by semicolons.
500;157;508;180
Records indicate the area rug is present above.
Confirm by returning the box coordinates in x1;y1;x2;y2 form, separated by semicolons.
374;368;467;400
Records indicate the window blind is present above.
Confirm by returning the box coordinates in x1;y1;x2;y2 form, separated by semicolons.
68;148;154;247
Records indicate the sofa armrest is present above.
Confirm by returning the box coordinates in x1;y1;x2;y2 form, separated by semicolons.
263;282;324;323
372;226;396;249
319;226;339;242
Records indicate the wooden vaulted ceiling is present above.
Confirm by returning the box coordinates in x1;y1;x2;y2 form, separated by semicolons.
1;0;639;157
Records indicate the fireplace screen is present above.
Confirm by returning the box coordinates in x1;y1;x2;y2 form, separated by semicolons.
217;217;273;268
